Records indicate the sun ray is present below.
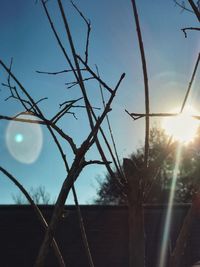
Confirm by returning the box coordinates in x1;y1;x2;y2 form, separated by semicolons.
158;144;182;267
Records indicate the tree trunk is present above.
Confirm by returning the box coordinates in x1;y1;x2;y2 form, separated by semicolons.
123;158;145;267
128;203;145;267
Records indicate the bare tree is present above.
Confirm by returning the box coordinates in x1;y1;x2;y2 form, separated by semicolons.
0;0;125;266
12;186;51;205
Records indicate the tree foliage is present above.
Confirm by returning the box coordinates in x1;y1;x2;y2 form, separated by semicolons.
96;127;200;205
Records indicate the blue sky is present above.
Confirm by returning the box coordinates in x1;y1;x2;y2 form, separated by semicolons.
0;0;199;204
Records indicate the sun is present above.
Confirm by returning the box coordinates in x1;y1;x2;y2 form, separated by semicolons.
162;107;199;144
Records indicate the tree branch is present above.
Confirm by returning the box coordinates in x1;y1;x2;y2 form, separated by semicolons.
182;27;200;37
36;68;86;75
0;113;77;154
131;0;150;167
180;53;200;112
77;56;113;94
188;0;200;21
174;0;194;13
0;167;65;267
71;1;91;64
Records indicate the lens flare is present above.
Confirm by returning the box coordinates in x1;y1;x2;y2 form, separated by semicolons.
6;114;43;164
15;133;24;143
158;145;182;267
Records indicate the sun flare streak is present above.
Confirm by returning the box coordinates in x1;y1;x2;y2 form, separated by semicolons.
158;145;182;267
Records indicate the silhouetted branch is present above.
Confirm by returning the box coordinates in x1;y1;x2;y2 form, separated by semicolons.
51;97;83;123
77;55;113;94
66;77;94;89
0;59;43;117
125;111;200;121
71;1;91;64
1;60;78;156
4;58;33;112
35;71;125;267
96;65;125;180
174;0;194;13
180;52;200;112
0;113;77;154
182;27;200;37
89;109;125;189
58;0;124;190
84;160;112;166
188;0;200;21
131;0;150;168
36;68;86;75
0;166;65;267
36;1;110;266
71;185;94;267
59;101;100;111
126;50;200;122
1;2;125;267
41;0;80;84
87;73;125;147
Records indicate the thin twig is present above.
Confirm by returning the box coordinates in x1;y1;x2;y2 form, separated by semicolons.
57;0;96;140
36;68;86;75
0;113;77;153
125;111;200;121
87;73;125;147
182;27;200;37
180;53;200;112
51;97;83;123
174;0;194;13
96;65;124;180
40;0;80;83
6;59;31;112
71;1;91;63
89;109;125;189
66;77;94;89
1;59;78;155
77;56;113;94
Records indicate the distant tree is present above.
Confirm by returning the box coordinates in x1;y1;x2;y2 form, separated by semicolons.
12;186;51;205
95;127;200;205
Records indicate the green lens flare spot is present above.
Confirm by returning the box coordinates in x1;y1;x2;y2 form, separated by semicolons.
15;133;24;143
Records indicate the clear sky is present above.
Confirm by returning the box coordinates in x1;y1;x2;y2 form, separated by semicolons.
0;0;199;204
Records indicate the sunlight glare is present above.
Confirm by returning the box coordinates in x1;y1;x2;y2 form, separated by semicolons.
162;107;199;143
